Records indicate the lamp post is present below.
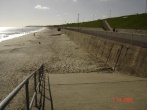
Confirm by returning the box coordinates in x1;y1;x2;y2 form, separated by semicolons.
146;0;147;13
109;10;111;18
78;14;79;31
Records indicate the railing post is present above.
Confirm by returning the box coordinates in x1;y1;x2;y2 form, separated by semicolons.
141;35;143;47
38;65;44;109
39;69;41;93
25;80;29;110
48;77;54;110
131;34;133;45
42;73;45;110
34;72;38;107
42;65;44;75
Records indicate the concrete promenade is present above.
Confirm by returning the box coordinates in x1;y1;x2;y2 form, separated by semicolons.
45;73;147;110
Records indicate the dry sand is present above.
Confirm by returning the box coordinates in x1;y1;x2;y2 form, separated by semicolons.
0;28;111;109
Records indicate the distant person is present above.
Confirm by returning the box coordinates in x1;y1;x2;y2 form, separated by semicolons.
34;33;35;37
58;28;61;31
113;28;115;32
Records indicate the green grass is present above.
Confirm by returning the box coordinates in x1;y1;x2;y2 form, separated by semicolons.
107;13;147;29
62;13;147;30
65;20;103;28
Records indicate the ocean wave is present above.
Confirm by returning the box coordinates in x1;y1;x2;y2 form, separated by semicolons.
0;27;45;42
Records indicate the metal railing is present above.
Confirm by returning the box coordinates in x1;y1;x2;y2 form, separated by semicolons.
65;28;147;48
0;64;45;110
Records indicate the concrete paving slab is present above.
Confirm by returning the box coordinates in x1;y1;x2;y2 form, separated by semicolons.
48;73;147;110
49;73;147;85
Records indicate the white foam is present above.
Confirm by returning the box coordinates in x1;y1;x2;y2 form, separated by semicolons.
0;27;46;42
0;33;28;42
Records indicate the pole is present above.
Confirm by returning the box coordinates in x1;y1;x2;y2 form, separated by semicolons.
110;10;111;18
78;14;79;31
146;0;147;13
25;80;29;110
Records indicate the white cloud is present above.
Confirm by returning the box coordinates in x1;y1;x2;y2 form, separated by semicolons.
35;5;50;10
73;0;77;2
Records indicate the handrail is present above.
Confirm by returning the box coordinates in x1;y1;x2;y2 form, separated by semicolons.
0;64;44;110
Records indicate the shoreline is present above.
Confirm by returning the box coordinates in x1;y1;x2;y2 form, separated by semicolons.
0;27;46;42
0;28;51;103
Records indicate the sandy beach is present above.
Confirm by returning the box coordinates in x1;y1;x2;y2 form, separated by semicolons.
0;28;112;109
0;28;60;109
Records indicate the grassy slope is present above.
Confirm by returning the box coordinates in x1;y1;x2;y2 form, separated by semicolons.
66;20;103;28
107;14;147;29
63;14;147;30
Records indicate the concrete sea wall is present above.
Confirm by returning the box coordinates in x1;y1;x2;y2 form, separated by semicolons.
62;29;147;78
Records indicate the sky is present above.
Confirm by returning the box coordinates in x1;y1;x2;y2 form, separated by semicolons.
0;0;146;27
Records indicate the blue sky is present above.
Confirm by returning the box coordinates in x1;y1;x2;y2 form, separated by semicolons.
0;0;146;26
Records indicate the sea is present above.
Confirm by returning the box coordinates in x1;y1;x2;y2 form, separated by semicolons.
0;27;45;42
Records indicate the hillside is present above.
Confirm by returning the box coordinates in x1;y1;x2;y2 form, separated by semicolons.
107;14;147;29
65;20;103;28
64;13;147;30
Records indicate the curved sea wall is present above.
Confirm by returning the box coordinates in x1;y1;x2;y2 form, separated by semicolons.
62;29;147;78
